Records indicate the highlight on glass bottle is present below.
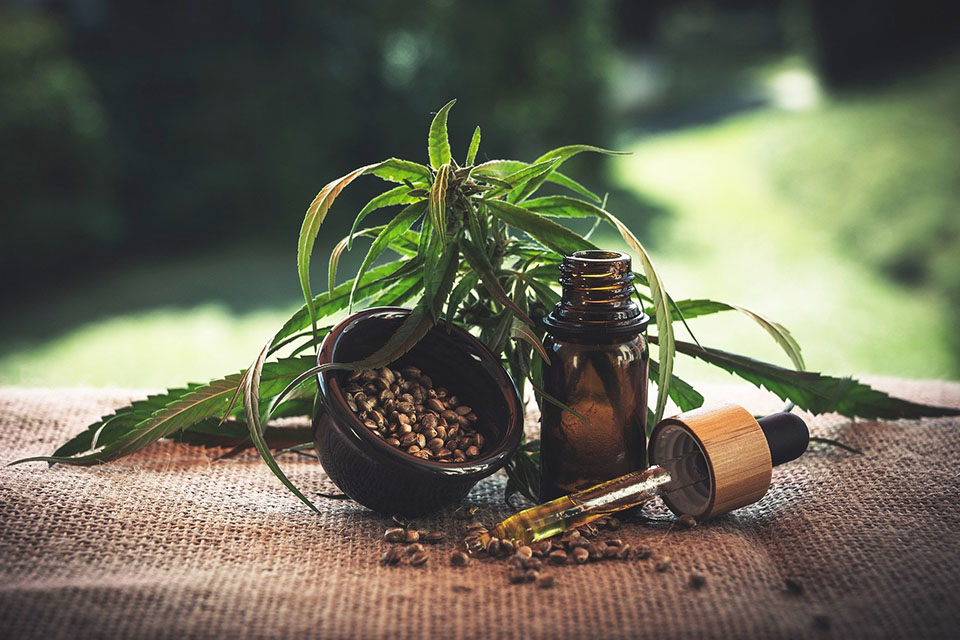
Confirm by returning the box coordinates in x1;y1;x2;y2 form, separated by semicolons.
538;250;650;502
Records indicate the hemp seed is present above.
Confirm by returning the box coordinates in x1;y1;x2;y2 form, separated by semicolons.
689;571;707;589
422;530;445;543
785;577;805;595
536;573;555;589
381;547;403;566
383;527;405;543
678;514;698;529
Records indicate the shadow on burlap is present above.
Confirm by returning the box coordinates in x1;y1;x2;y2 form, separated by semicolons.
1;379;958;639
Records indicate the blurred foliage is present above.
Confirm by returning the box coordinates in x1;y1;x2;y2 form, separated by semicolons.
0;8;118;278
0;0;617;290
763;60;960;352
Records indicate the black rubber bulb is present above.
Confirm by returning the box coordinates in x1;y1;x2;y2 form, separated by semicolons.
757;412;809;466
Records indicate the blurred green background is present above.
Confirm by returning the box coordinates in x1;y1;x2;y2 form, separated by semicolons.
1;0;958;388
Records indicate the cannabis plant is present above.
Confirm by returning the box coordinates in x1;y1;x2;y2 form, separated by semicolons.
16;100;957;507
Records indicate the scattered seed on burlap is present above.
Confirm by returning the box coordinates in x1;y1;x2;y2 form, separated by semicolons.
655;556;672;572
450;551;470;567
549;549;567;565
383;527;405;543
678;514;698;529
690;571;707;589
410;551;429;566
537;573;555;589
813;613;831;630
405;543;424;555
455;505;480;520
344;367;487;463
403;529;420;543
422;530;445;543
509;569;526;584
381;547;403;566
524;569;539;583
785;577;805;595
588;541;607;560
635;545;652;560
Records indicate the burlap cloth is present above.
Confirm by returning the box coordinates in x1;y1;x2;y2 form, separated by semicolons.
1;378;958;639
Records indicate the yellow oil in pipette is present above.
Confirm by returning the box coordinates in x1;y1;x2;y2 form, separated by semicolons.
475;465;675;548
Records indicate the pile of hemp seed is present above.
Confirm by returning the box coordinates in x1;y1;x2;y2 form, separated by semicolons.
343;366;486;462
378;509;701;590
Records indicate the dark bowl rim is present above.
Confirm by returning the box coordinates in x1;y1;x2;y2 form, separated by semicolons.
316;306;524;478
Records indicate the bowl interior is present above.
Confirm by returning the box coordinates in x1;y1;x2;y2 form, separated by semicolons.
325;309;520;466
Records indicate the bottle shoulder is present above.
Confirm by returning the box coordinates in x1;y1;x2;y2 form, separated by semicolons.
544;332;648;355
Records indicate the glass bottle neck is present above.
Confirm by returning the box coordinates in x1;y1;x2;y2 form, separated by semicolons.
543;250;649;338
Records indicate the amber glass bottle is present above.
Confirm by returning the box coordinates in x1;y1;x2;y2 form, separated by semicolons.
539;250;650;502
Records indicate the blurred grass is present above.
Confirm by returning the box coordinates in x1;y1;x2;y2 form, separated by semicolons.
609;62;959;382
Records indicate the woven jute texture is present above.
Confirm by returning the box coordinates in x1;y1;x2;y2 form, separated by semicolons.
1;379;958;639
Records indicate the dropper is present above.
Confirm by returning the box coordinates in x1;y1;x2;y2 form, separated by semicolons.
472;404;808;548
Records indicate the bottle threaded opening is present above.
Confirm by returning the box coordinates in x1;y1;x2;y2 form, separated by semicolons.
543;251;649;337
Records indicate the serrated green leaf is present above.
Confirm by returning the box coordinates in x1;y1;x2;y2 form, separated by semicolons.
486;199;595;256
328;235;350;295
10;357;315;466
298;163;380;338
368;158;432;185
349;250;460;370
472;160;600;203
347;185;422;251
508;159;563;203
466;126;481;166
667;339;960;419
171;420;314;451
446;272;479;330
460;236;532;325
655;298;804;371
505;437;541;504
483;159;559;200
548;172;602;203
512;144;626;202
648;359;704;414
610;212;673;425
428;99;457;169
49;385;199;458
276;260;411;346
511;319;550;365
429;163;450;240
242;341;321;513
532;144;628;165
349;200;426;311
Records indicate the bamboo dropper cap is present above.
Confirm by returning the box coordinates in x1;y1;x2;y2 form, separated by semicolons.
648;404;808;520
